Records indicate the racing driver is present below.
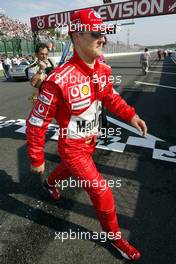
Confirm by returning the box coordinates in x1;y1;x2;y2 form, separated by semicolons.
26;9;147;261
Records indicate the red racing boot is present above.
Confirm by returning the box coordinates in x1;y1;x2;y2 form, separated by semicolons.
112;237;141;261
43;179;61;201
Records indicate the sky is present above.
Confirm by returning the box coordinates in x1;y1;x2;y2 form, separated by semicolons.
0;0;176;46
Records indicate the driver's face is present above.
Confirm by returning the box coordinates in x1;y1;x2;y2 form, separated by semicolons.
76;32;106;60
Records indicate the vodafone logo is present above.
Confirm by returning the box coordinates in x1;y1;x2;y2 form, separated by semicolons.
38;104;45;114
71;87;80;98
34;101;49;118
69;86;81;102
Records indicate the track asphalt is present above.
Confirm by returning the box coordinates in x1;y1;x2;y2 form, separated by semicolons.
0;53;176;264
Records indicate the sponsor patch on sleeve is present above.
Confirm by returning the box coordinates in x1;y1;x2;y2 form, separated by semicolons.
38;90;54;105
28;115;44;127
34;101;49;118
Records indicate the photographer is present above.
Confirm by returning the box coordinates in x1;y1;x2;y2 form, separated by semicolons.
27;43;54;102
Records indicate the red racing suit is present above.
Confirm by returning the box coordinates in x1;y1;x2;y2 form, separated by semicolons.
26;51;135;238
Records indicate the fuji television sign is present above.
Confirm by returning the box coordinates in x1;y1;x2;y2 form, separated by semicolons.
30;0;176;31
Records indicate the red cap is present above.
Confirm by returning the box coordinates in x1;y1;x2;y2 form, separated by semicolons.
69;9;108;33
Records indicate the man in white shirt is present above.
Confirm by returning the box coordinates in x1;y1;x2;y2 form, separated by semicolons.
2;55;12;80
140;48;151;75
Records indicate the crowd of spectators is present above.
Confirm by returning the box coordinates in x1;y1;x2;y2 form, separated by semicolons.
0;14;32;40
0;13;53;42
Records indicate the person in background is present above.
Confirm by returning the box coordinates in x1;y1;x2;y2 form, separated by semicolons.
157;49;162;61
11;55;20;66
140;48;151;75
2;54;12;80
26;43;55;102
163;50;167;59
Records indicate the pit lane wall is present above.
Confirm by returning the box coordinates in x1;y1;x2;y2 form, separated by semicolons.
104;51;154;58
49;50;157;66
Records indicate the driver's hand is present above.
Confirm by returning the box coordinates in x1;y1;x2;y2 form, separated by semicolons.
30;162;45;175
130;114;147;137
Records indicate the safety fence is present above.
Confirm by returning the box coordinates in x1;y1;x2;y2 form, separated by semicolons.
0;39;34;57
0;38;66;57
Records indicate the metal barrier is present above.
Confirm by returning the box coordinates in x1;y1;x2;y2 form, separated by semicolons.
0;39;34;56
0;39;66;57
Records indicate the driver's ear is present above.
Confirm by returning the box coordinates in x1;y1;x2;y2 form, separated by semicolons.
76;32;81;41
72;32;80;44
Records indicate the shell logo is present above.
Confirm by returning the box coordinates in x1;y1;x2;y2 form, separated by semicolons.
81;85;89;95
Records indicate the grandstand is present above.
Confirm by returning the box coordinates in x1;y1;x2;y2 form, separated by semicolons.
0;13;32;41
0;11;66;56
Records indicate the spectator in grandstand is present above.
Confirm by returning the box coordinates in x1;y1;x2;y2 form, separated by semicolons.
140;48;151;75
0;15;32;40
0;14;53;42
